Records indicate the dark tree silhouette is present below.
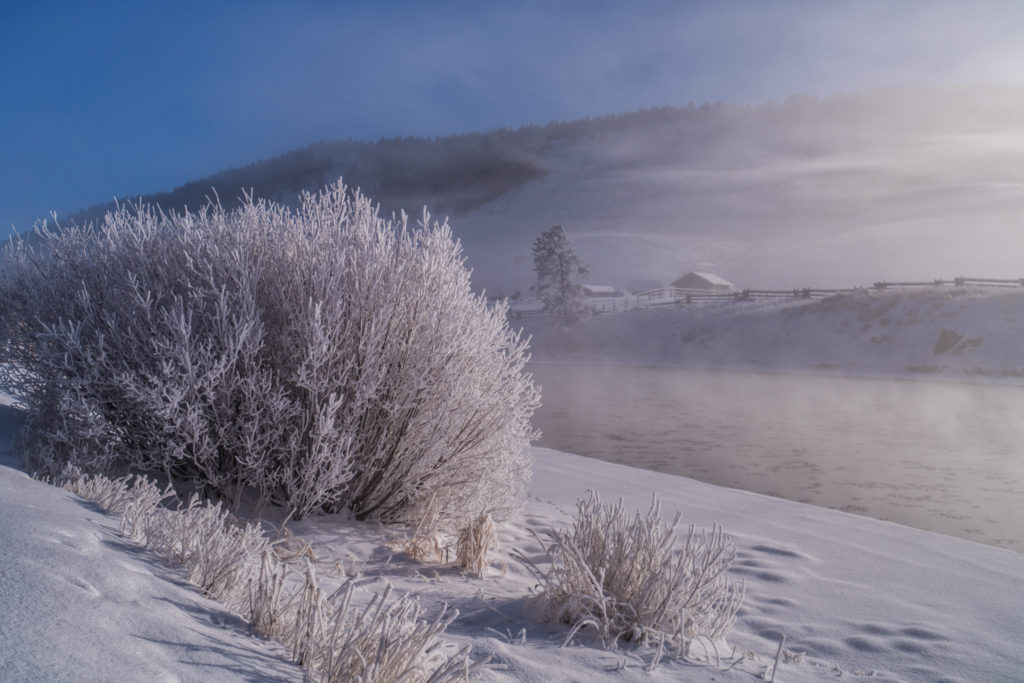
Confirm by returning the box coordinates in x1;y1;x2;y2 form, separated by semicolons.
532;225;590;325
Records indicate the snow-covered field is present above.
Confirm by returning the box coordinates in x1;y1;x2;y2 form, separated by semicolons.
3;396;1022;681
520;286;1024;382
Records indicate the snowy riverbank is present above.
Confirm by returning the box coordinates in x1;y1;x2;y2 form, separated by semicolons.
518;287;1024;384
4;436;1022;681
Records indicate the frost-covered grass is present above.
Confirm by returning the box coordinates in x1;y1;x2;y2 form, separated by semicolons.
456;513;499;578
60;468;173;517
141;494;269;604
60;468;484;682
57;468;743;680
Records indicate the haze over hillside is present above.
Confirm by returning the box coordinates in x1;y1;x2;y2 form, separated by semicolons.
67;85;1024;295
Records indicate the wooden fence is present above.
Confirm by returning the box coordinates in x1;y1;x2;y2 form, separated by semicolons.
871;277;1024;289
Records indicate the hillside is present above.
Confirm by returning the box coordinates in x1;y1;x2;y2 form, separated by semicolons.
64;85;1024;295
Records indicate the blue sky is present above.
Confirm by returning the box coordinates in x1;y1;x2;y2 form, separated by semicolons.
3;0;1024;231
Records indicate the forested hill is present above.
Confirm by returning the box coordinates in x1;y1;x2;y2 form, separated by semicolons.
64;85;1024;295
65;106;715;225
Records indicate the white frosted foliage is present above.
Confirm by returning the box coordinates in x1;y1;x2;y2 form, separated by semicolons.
0;181;540;527
523;490;744;656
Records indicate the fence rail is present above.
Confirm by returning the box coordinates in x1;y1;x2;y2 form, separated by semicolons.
872;277;1024;289
507;276;1023;319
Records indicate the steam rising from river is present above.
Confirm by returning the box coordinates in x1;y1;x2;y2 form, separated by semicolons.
529;362;1024;551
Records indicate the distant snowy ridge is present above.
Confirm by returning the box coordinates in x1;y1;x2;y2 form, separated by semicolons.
46;85;1024;298
519;287;1024;381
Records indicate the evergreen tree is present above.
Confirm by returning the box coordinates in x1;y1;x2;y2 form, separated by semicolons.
532;225;590;325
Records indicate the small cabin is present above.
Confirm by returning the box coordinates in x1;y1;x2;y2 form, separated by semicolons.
581;284;621;298
670;271;735;291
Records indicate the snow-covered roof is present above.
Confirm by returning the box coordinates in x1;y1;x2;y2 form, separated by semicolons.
581;284;617;294
689;271;734;287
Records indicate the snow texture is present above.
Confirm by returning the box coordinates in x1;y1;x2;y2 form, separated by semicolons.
0;431;302;681
3;394;1021;681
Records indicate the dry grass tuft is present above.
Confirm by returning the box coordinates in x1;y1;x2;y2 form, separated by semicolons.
456;513;498;577
393;495;451;564
520;490;744;659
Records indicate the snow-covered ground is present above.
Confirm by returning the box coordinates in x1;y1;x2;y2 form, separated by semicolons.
3;286;1021;681
3;398;1022;681
519;286;1024;382
0;401;302;682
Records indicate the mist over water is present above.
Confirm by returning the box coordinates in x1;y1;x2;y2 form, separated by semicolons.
529;361;1024;551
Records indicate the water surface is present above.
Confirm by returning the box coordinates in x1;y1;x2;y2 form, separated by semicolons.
529;362;1024;551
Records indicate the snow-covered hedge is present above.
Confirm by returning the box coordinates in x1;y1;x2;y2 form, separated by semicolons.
0;181;539;526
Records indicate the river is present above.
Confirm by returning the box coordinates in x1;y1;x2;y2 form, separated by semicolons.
528;361;1024;552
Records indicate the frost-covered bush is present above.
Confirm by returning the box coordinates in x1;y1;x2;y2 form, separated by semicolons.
523;491;744;653
0;181;539;526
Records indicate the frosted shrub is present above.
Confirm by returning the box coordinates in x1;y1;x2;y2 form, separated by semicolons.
524;491;744;654
0;180;539;527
